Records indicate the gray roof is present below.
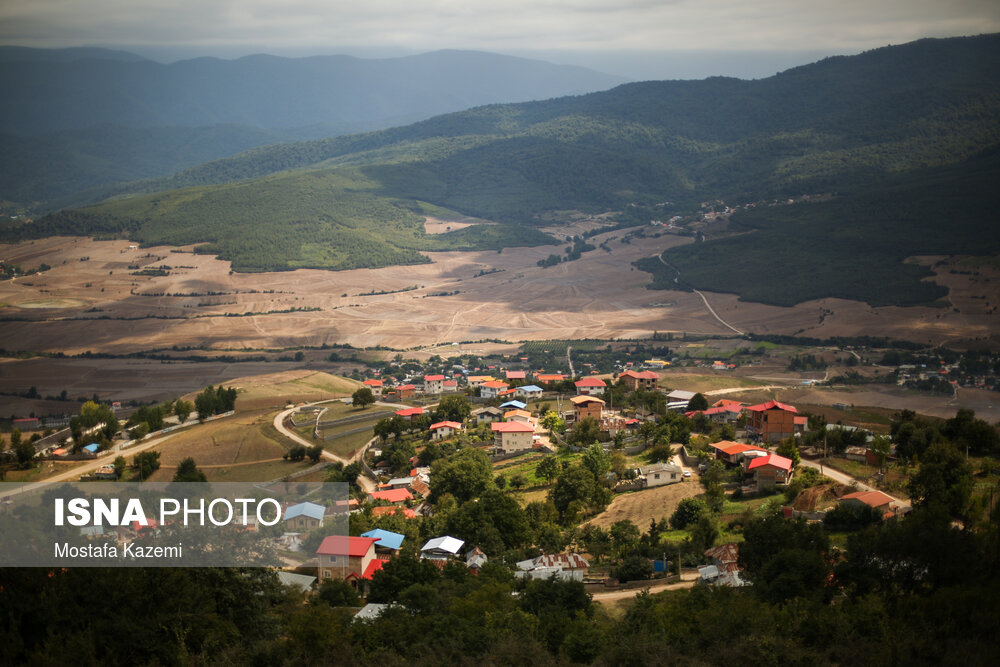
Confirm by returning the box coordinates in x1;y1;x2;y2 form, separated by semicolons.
641;462;682;475
354;603;391;621
276;571;316;592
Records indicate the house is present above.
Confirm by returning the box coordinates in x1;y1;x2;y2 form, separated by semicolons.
747;453;794;489
570;395;605;423
361;528;405;556
276;571;317;593
442;379;459;393
83;443;100;454
395;406;424;421
370;488;413;504
505;370;527;381
386;476;415;490
429;421;462;440
421;535;465;560
466;546;489;570
503;409;534;423
500;399;528;410
744;400;798;443
708;441;768;465
409;478;431;498
371;506;417;519
316;535;379;580
536;374;566;385
284;501;326;531
394;384;416;400
574;377;606;396
354;603;392;622
699;543;748;587
472;406;503;424
480;380;510;398
641;462;683;487
362;379;383;396
467;375;495;388
515;384;544;400
515;553;589;581
667;389;696;403
839;490;896;516
620;370;659;392
423;374;445;394
686;405;741;424
793;415;808;434
491;421;535;454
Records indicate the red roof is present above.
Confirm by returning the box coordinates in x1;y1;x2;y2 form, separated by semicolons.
363;379;383;387
397;384;416;391
575;377;607;387
424;374;445;382
840;490;894;508
430;421;462;430
713;399;744;409
745;400;797;413
443;380;458;387
317;535;379;558
360;558;385;580
536;374;566;382
505;370;526;379
371;506;416;519
491;421;534;433
395;407;424;417
747;453;793;472
371;488;413;503
793;416;808;425
620;370;658;380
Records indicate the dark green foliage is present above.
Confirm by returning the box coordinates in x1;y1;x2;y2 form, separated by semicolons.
315;578;362;608
686;393;708;411
194;385;237;420
172;457;207;483
133;450;160;480
429;447;495;502
823;502;883;530
433;394;471;423
351;387;375;409
907;442;973;519
669;497;707;530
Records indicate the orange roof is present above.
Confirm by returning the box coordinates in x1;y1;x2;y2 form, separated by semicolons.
395;407;424;417
371;506;417;519
570;395;605;405
430;421;462;430
710;441;767;456
396;384;416;391
575;377;607;387
363;379;383;387
482;380;509;389
536;374;566;382
620;370;658;380
504;409;533;420
747;453;793;472
468;375;494;382
424;374;445;382
713;399;744;409
505;370;527;379
370;488;413;503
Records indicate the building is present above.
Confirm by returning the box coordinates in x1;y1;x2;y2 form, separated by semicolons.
515;553;589;581
500;399;527;410
371;506;417;519
472;406;503;424
620;370;659;392
505;370;527;381
362;379;383;396
699;543;748;587
480;380;510;398
370;488;413;504
360;528;405;557
686;405;741;424
429;421;462;440
503;409;534;423
283;501;326;531
747;453;794;489
641;462;683;487
839;490;896;517
568;395;604;423
491;420;535;454
708;441;768;465
395;406;424;421
420;535;465;560
574;377;607;396
467;375;495;388
515;384;544;400
744;400;799;443
394;384;416;400
536;374;566;385
423;374;445;394
316;535;379;580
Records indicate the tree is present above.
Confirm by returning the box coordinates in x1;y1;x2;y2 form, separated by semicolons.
315;578;361;607
134;450;161;480
613;554;653;582
430;448;495;503
285;445;307;462
435;395;471;422
536;456;560;484
907;442;972;519
568;417;601;448
609;519;641;556
540;411;567;436
172;457;207;482
582;443;611;480
351;387;375;409
670;497;707;530
775;439;801;470
307;444;324;463
687;393;709;412
870;434;891;472
174;400;193;423
12;429;35;467
113;455;127;479
550;465;599;523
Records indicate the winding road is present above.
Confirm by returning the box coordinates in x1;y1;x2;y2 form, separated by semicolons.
656;251;744;335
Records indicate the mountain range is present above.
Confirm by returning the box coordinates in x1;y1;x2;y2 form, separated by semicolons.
4;34;1000;307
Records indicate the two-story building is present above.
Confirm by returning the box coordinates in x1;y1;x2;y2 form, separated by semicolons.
570;395;605;423
574;377;607;396
491;420;535;454
744;400;798;443
619;370;659;392
316;535;380;581
481;380;510;398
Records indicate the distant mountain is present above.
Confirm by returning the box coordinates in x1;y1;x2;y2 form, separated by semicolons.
0;48;627;135
9;35;1000;307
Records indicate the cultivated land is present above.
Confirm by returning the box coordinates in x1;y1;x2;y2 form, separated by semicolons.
583;480;703;531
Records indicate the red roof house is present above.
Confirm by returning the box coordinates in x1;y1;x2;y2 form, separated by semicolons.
370;488;413;503
574;377;607;396
747;453;794;488
745;400;798;443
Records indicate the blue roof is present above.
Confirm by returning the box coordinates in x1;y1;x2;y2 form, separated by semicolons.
83;443;100;453
518;385;543;392
284;502;326;522
361;528;405;550
500;400;527;409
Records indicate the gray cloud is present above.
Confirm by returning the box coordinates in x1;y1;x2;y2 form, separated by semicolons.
0;0;997;54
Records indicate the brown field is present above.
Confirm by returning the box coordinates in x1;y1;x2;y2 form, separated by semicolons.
584;481;703;530
222;369;360;411
5;235;995;362
150;409;287;468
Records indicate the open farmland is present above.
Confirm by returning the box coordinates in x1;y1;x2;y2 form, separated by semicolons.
583;480;704;530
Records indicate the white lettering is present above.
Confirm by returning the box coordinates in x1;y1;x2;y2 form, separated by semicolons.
159;499;180;523
208;499;233;526
258;498;281;526
67;498;90;527
183;498;205;525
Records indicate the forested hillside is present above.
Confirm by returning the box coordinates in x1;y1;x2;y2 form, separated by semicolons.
5;35;999;296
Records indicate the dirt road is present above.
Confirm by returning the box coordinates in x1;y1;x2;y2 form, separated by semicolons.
591;571;700;602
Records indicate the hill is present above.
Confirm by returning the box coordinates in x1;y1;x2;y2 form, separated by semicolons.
6;35;1000;302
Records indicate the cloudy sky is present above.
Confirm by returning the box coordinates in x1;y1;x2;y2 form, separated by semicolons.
1;0;998;77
